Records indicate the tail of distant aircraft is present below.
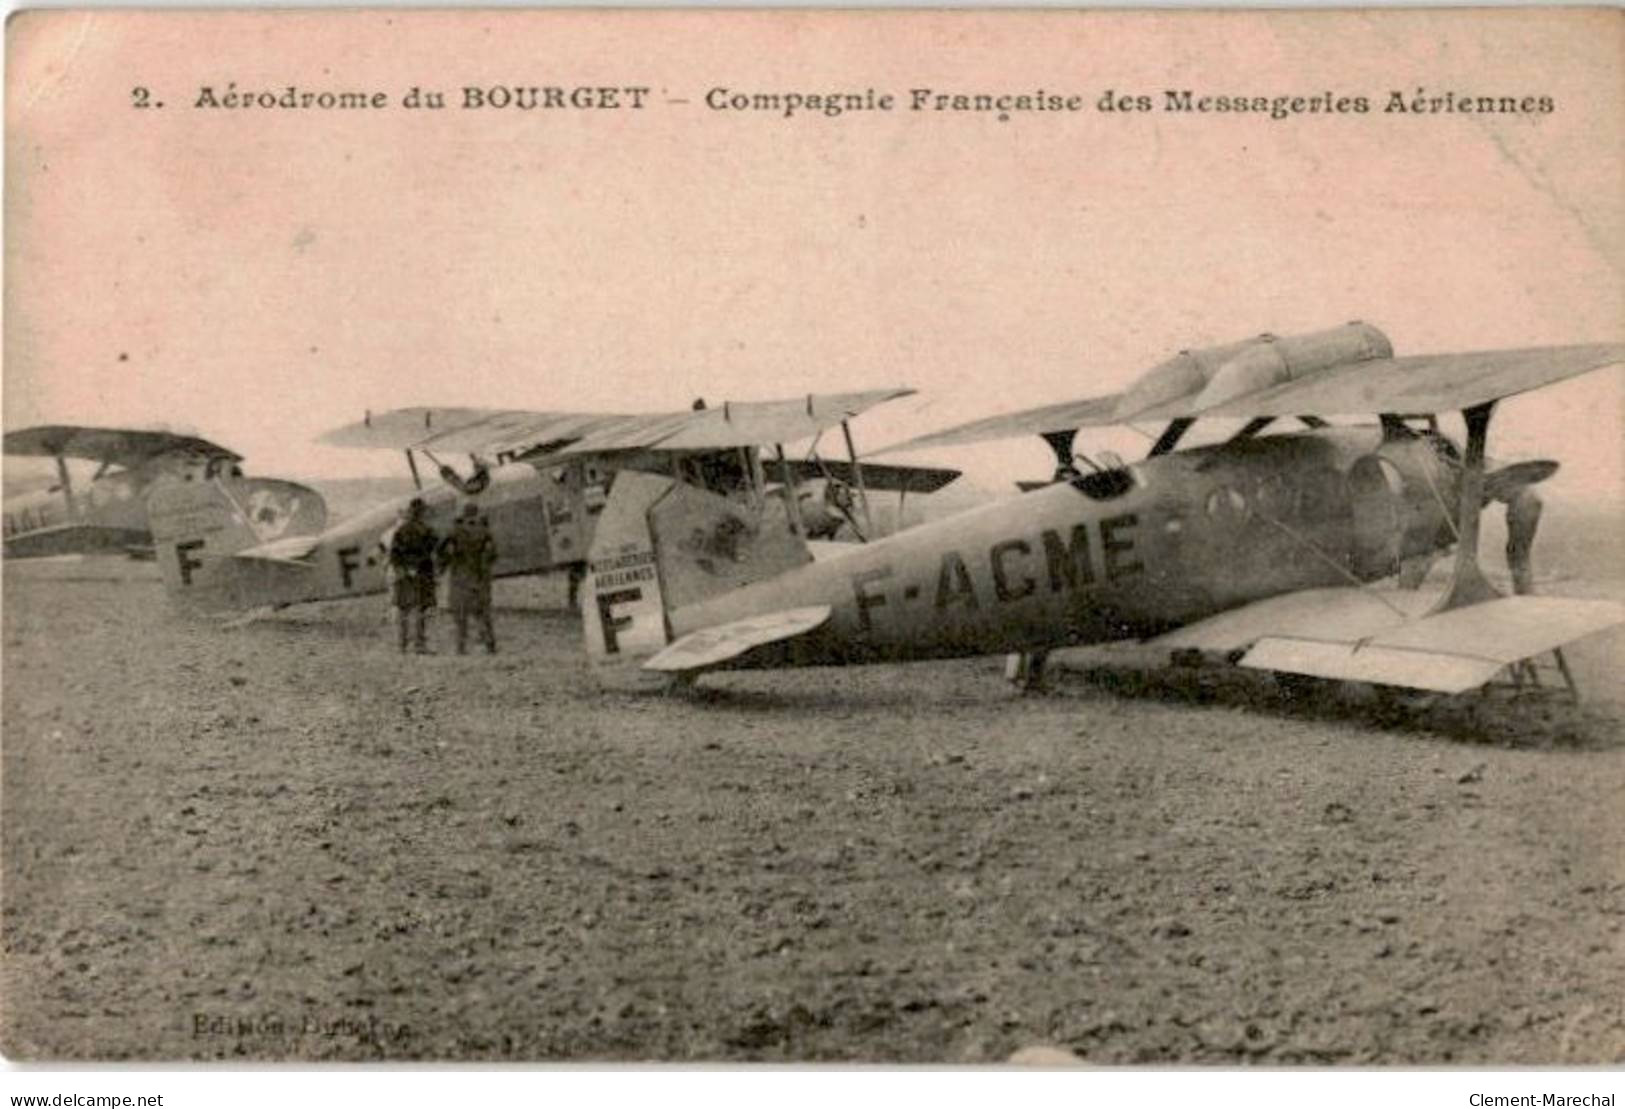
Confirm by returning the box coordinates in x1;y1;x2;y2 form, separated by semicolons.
148;476;328;609
582;472;815;689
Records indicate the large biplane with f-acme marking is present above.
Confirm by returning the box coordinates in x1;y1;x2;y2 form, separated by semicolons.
3;425;326;560
147;390;959;613
579;323;1625;701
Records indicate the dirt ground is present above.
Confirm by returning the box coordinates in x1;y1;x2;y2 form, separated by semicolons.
3;560;1623;1063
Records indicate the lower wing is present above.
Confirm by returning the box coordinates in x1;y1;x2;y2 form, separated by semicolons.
2;523;152;559
1152;588;1624;694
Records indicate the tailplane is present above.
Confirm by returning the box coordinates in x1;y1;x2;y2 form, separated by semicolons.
582;472;812;689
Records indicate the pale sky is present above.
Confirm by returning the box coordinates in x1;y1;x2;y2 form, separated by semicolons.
5;10;1621;498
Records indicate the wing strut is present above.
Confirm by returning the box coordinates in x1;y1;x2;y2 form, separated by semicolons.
775;445;805;537
1431;401;1501;615
839;418;875;539
53;453;78;518
1149;418;1195;457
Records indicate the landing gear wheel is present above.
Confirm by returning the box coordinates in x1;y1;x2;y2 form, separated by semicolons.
1005;650;1050;693
1274;671;1323;707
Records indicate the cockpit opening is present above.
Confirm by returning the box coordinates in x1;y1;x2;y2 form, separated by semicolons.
1068;463;1135;501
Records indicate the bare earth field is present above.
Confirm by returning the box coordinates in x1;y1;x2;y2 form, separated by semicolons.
3;560;1623;1063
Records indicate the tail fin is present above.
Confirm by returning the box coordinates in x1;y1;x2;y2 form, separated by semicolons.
582;472;812;688
148;477;327;610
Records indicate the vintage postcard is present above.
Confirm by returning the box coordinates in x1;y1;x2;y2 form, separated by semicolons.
3;8;1621;1072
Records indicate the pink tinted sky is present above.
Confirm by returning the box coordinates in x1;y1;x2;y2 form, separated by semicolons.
5;9;1621;497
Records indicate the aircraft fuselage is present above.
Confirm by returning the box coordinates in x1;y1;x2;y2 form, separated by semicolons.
156;458;604;609
670;426;1460;667
5;465;186;557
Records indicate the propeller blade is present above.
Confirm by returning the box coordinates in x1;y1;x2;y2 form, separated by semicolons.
1483;459;1560;504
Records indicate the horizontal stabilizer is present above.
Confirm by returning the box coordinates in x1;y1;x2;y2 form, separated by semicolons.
644;606;832;674
231;534;324;565
1238;595;1625;693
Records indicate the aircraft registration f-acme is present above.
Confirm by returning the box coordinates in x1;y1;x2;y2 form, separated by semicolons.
2;426;326;560
580;324;1625;700
147;390;959;613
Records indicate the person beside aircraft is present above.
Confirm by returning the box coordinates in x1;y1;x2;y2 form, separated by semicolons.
387;497;440;654
144;391;956;621
438;503;500;655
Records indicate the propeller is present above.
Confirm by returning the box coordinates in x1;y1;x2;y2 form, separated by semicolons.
1481;459;1555;597
1482;459;1559;505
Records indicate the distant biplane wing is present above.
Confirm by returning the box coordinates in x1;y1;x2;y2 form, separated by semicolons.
781;458;960;494
1151;588;1625;694
316;408;630;458
561;389;917;452
3;425;241;467
320;390;918;459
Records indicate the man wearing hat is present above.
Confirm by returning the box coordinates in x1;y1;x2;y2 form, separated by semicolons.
387;497;440;653
438;502;499;654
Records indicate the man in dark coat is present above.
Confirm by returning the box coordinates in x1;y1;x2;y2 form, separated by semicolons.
387;497;439;653
438;503;499;654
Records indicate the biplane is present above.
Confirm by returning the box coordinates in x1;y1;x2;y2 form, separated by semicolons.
579;323;1625;700
3;425;326;560
147;390;958;613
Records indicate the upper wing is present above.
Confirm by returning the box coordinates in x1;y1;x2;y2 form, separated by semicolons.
1198;343;1625;420
319;389;916;458
316;408;631;455
3;425;240;467
874;394;1123;456
873;327;1624;454
1150;587;1625;694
